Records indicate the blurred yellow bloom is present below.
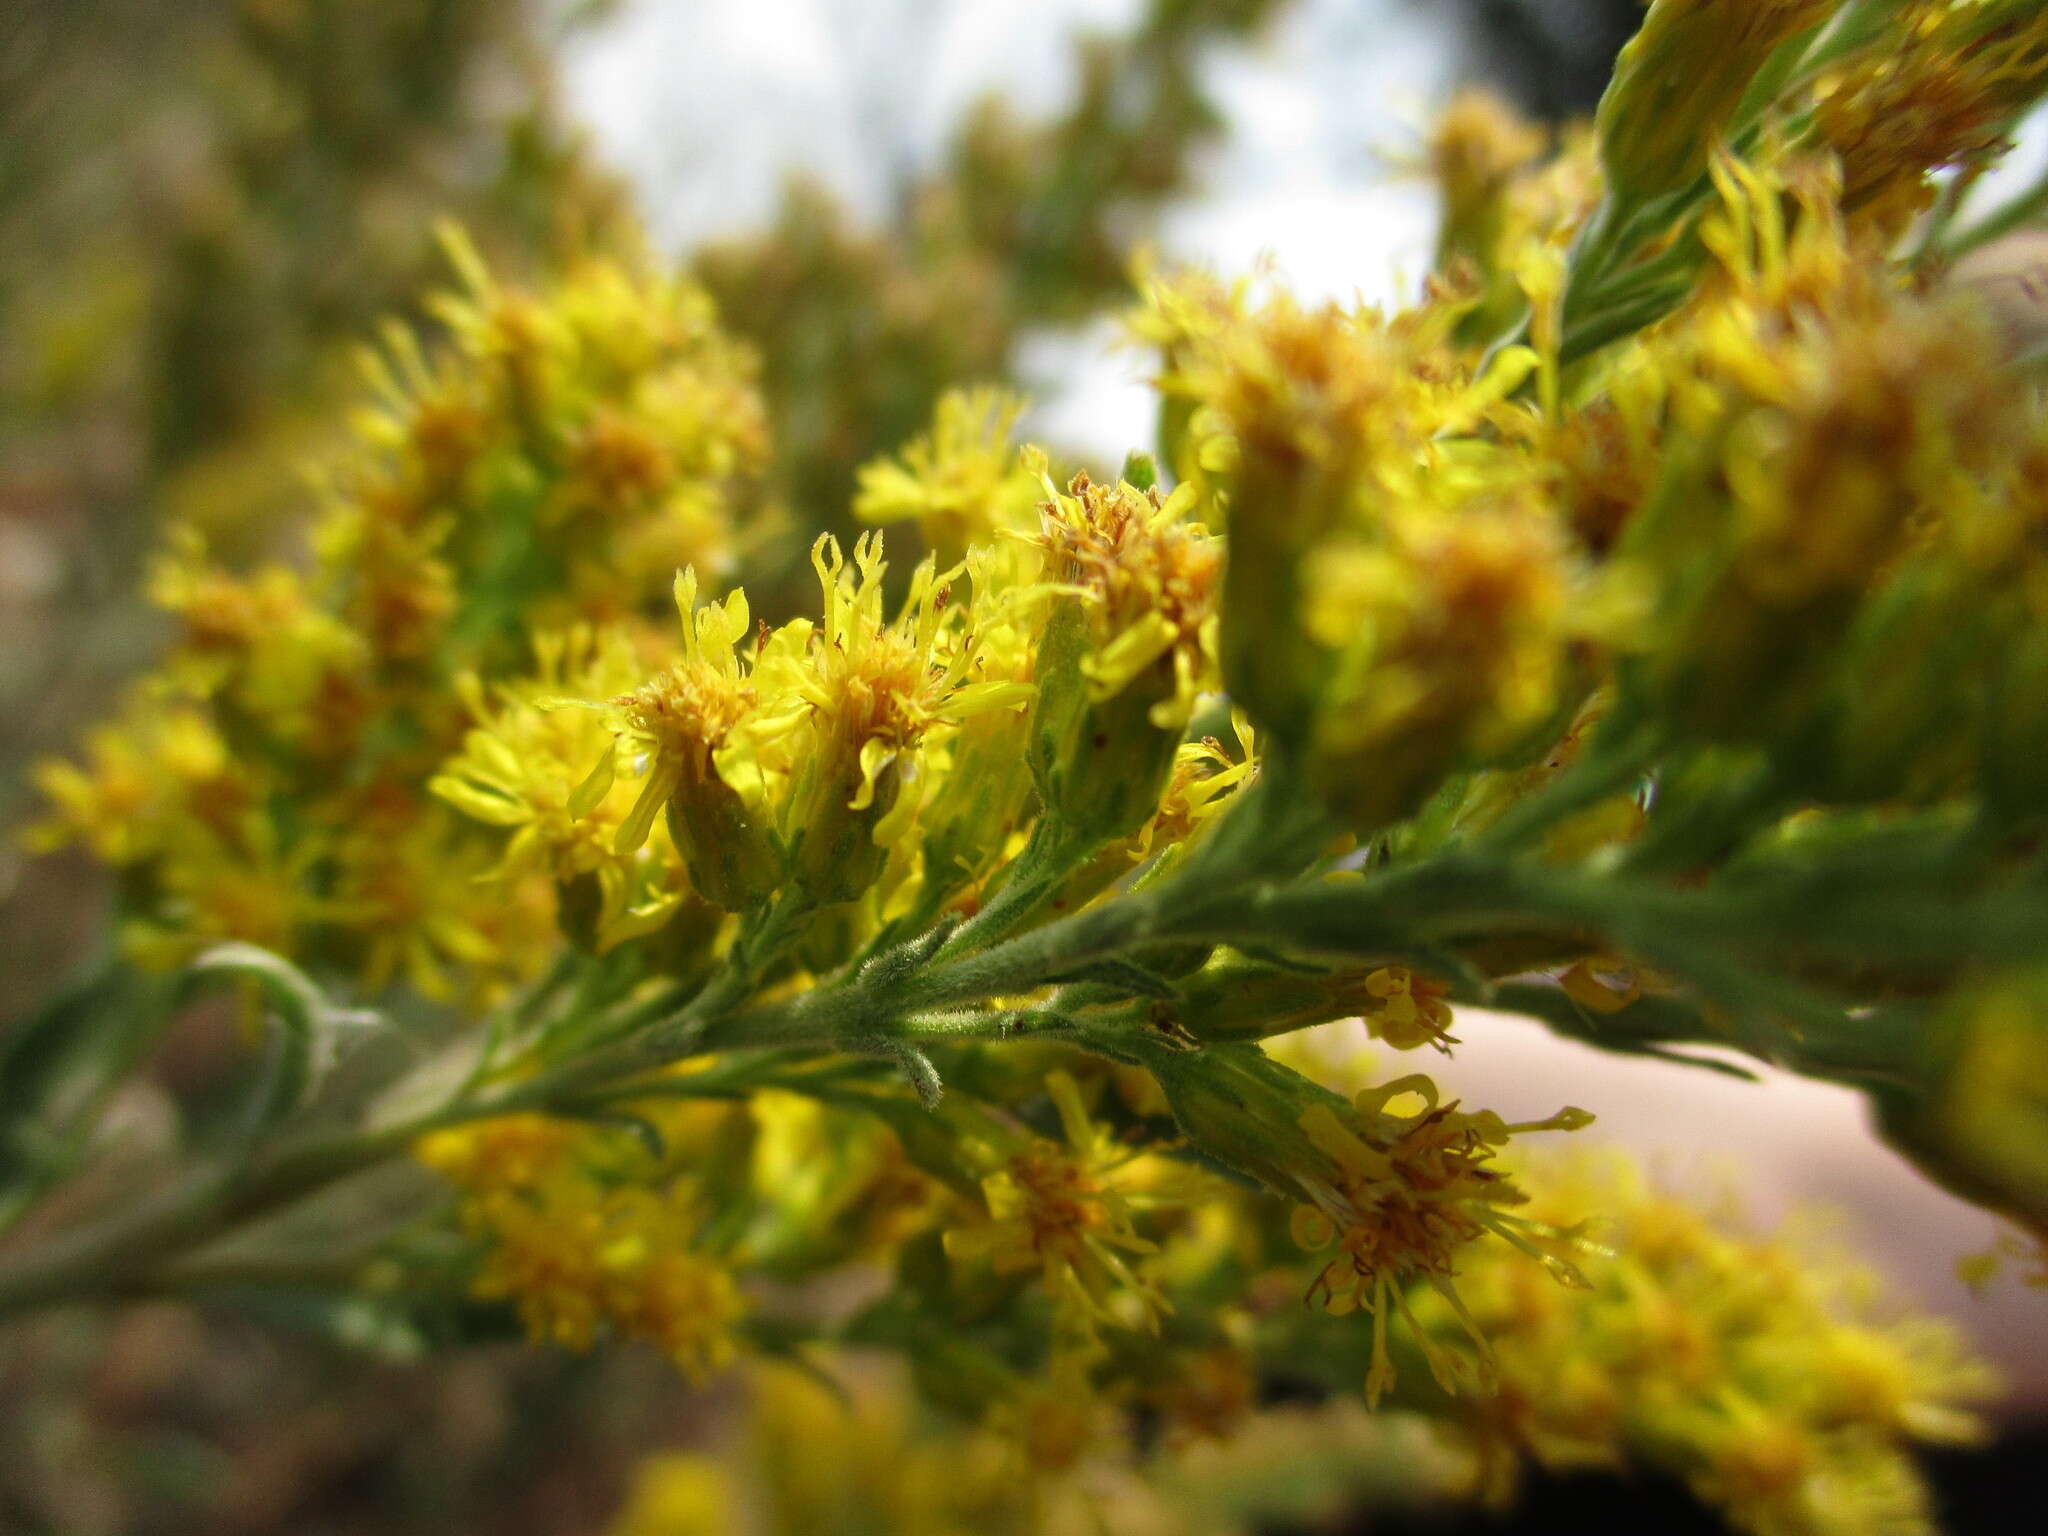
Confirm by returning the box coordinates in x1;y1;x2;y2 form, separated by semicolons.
855;386;1042;561
946;1071;1171;1332
1421;1151;1997;1536
1814;0;2048;235
433;628;693;950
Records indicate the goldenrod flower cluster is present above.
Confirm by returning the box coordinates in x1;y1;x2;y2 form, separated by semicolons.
1418;1152;1999;1536
942;1070;1173;1333
418;1104;746;1378
15;8;2048;1536
31;233;765;997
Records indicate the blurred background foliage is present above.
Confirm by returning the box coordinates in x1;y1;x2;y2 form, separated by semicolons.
33;3;2023;1535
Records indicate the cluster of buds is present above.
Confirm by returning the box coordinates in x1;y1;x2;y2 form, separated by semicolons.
1421;1151;1997;1535
942;1071;1172;1334
1610;153;2046;809
1812;0;2048;235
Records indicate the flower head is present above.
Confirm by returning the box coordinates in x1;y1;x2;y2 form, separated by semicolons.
1814;0;2048;236
855;387;1042;561
1620;156;2022;744
1290;1075;1594;1404
422;1109;748;1381
1358;967;1459;1053
27;700;256;866
768;533;1032;903
603;568;783;911
433;628;691;950
1026;468;1222;844
1302;493;1584;831
1417;1151;1997;1536
945;1071;1170;1332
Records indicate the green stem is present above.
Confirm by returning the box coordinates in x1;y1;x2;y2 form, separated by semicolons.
0;1051;605;1324
931;819;1096;961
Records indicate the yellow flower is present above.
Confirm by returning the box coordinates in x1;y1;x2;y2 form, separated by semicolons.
148;529;375;758
1127;265;1250;481
433;628;691;950
27;700;255;865
773;534;1031;900
312;505;457;664
1418;1151;1997;1536
454;1168;747;1380
1358;967;1458;1053
1429;88;1548;278
326;794;552;1002
945;1071;1170;1332
854;386;1042;561
1164;283;1558;795
1026;468;1222;845
604;567;783;910
1289;1076;1593;1406
369;226;765;633
37;228;772;999
1301;492;1585;832
416;1114;577;1194
901;542;1043;919
1620;153;2021;743
1036;470;1220;725
1051;715;1258;912
599;535;1031;913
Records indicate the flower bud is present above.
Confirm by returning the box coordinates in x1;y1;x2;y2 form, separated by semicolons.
1621;255;2018;746
1814;1;2048;237
1169;954;1455;1052
1430;89;1547;280
853;387;1041;563
1180;298;1409;747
